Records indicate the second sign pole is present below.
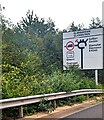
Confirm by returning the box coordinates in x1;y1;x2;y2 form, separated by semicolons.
95;70;98;85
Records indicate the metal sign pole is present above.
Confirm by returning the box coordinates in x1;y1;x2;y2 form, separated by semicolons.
95;70;98;85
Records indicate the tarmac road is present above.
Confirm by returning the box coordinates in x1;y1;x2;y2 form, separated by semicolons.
60;102;104;120
17;101;103;120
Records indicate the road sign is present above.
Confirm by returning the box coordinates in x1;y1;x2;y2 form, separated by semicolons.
63;28;103;70
66;41;74;51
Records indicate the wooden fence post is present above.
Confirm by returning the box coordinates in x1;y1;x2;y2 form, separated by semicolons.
19;106;23;118
52;100;56;109
87;94;89;100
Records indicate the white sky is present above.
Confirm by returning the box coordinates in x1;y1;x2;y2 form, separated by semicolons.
1;0;104;30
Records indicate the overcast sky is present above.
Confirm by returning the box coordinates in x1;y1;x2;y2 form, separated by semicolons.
1;0;104;30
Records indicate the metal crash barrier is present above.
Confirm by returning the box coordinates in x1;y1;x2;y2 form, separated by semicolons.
0;89;104;118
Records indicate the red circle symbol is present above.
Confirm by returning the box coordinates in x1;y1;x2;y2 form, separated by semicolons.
66;41;74;51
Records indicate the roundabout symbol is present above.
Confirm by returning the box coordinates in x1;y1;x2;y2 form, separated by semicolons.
66;41;74;51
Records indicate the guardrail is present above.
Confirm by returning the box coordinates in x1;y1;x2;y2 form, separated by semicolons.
0;89;104;118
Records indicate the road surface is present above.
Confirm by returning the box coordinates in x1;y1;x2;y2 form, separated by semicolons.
60;102;104;120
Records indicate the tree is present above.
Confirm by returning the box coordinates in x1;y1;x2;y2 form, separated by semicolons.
67;22;84;32
17;10;56;37
89;17;102;28
15;10;62;74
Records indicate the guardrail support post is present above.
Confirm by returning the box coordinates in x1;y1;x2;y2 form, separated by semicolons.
87;94;89;100
19;106;23;118
74;96;77;103
53;100;56;109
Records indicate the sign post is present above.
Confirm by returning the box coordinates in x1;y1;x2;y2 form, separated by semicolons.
95;70;98;85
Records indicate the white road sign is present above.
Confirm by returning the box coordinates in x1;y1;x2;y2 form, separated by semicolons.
63;28;103;70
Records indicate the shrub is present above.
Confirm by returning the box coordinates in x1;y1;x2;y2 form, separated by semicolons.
38;99;52;112
76;95;86;103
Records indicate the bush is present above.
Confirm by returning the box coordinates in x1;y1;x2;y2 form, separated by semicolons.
2;68;98;117
24;105;36;116
38;99;52;112
76;95;86;103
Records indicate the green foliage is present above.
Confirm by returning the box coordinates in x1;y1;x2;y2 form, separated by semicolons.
56;98;73;106
2;108;19;118
76;95;86;103
2;64;32;98
24;105;36;116
17;10;56;37
1;10;103;118
99;69;104;84
38;99;52;112
75;77;96;89
67;22;84;32
96;84;104;89
89;17;102;28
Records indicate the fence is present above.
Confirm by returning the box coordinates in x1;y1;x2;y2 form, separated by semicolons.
0;89;104;118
